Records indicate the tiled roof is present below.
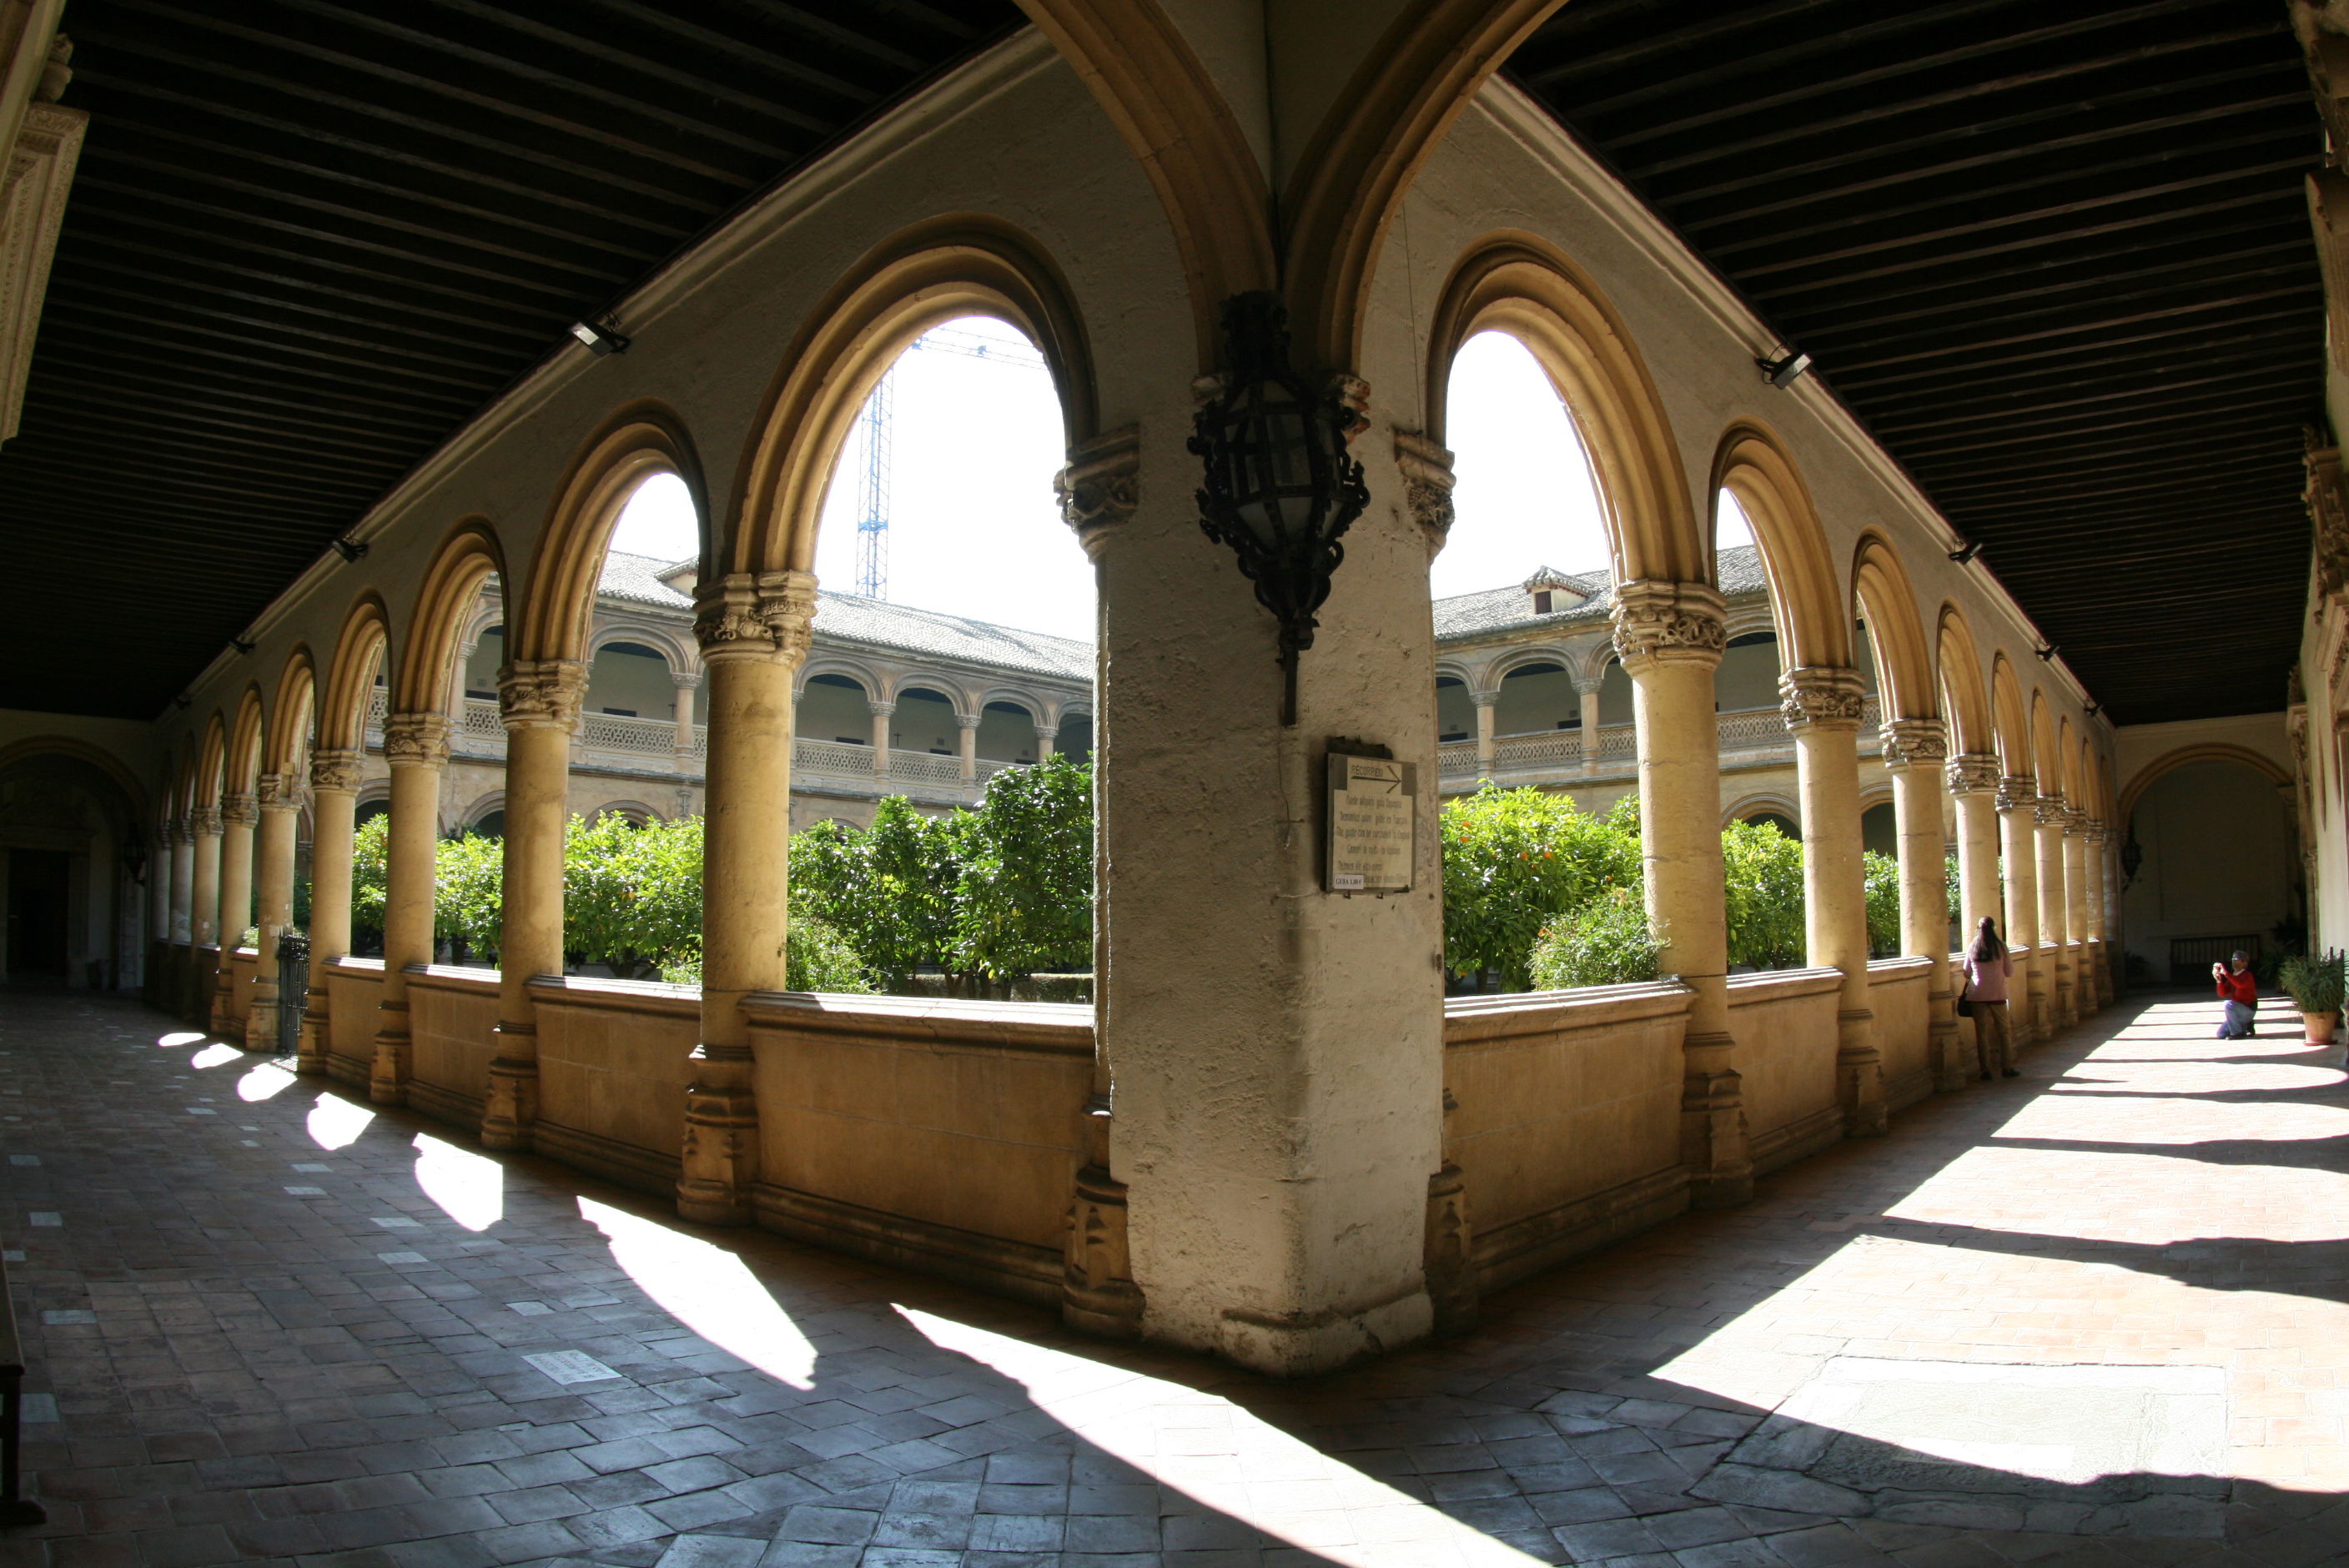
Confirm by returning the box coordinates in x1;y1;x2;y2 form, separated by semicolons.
1432;546;1767;642
594;552;1092;684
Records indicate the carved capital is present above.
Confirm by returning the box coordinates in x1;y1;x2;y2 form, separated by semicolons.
189;806;223;838
693;570;817;666
382;711;450;767
1054;426;1140;564
220;792;258;827
254;771;304;812
1780;666;1867;733
498;659;586;732
955;713;982;731
2309;430;2349;602
1879;717;1949;769
1995;774;2036;813
867;700;896;718
1611;580;1726;674
1570;670;1607;697
1393;430;1456;555
670;670;703;691
1945;752;2001;796
2034;794;2069;827
309;748;365;795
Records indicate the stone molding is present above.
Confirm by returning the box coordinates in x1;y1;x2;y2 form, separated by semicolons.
1995;774;2037;813
498;659;586;732
693;570;817;666
1570;671;1606;697
2033;794;2069;827
867;699;896;718
309;748;365;795
670;669;703;691
382;711;451;767
1945;752;2001;795
1392;429;1456;555
1054;425;1139;564
1779;666;1867;733
2307;431;2349;602
1;95;88;445
1879;717;1948;769
956;713;981;731
221;792;258;828
1610;580;1726;673
255;772;304;812
189;806;222;838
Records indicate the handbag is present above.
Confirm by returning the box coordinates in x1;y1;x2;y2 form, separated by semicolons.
1954;972;1975;1018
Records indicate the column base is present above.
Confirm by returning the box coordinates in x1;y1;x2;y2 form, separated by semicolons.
244;988;279;1054
297;1004;331;1076
1422;1161;1479;1337
1838;1010;1886;1137
677;1078;759;1227
1929;1011;1968;1094
1063;1163;1145;1340
1679;1048;1753;1209
369;1013;410;1106
1215;1284;1432;1378
481;1048;540;1152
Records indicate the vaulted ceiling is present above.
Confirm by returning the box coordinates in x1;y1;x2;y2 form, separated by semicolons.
1511;0;2324;726
0;1;2325;726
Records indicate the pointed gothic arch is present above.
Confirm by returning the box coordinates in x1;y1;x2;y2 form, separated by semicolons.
1711;422;1849;671
1849;532;1936;722
265;647;317;780
397;520;509;717
320;594;391;754
1936;606;1994;758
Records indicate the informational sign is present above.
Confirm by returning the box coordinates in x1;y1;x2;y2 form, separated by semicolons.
1327;752;1416;893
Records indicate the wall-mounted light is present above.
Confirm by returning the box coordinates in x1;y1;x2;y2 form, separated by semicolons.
172;695;189;710
230;636;255;655
2120;833;2143;888
332;537;368;563
2035;644;2060;662
1948;540;1983;564
570;317;630;356
1189;291;1369;726
1758;349;1812;389
2084;703;2100;717
122;829;148;886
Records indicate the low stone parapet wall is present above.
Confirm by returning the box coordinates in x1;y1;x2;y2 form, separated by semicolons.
409;966;499;1126
1868;954;1935;1109
225;947;259;1047
322;957;382;1091
1728;966;1844;1173
527;975;699;1198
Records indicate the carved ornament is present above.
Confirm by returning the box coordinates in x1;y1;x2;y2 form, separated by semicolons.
2033;794;2069;827
694;570;817;666
381;712;451;767
1779;666;1867;733
220;792;258;828
1393;430;1456;556
1054;426;1140;564
1879;717;1949;769
1945;752;2001;796
2306;430;2349;602
670;669;703;691
255;771;304;812
309;748;365;795
188;806;223;837
1995;774;2037;813
1611;579;1727;673
498;659;586;732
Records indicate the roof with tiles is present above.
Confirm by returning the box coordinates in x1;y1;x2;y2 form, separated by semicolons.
595;551;1093;685
1433;546;1768;644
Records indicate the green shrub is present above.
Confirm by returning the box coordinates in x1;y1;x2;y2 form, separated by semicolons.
1720;816;1805;972
1528;885;1662;989
1440;785;1642;989
2278;948;2346;1015
1864;850;1900;958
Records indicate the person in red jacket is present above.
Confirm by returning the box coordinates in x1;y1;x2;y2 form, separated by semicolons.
2213;951;2258;1039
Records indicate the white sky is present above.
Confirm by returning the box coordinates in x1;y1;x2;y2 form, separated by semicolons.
606;322;1753;641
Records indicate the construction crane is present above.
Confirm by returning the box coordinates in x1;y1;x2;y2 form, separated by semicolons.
848;325;1048;600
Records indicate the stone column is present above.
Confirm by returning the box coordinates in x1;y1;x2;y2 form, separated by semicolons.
2064;810;2092;1017
1034;720;1059;760
1471;687;1498;779
169;817;194;943
1946;755;2003;943
372;713;448;1105
246;772;301;1048
2036;794;2073;1030
681;570;817;1225
1884;720;1961;1093
957;712;981;785
672;670;701;758
148;819;174;952
1617;580;1750;1205
212;792;257;1037
1783;667;1882;1135
484;661;585;1152
868;699;893;776
1997;776;2045;1044
1574;671;1605;776
301;750;363;1075
2090;824;2115;1005
186;807;221;1023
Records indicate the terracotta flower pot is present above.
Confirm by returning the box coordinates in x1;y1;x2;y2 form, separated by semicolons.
2301;1011;2340;1046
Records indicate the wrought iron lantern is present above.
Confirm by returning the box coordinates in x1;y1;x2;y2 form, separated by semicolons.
2120;831;2144;889
1189;291;1370;725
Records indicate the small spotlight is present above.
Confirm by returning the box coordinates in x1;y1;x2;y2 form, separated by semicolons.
172;695;190;710
1948;540;1983;564
1758;349;1812;389
2035;644;2060;662
570;318;630;356
230;636;255;655
332;537;368;564
2085;703;2100;717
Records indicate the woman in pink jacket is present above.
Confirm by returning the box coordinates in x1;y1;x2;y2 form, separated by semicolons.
1962;916;2019;1080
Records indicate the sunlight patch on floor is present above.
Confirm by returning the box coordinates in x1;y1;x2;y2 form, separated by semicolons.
235;1060;298;1100
1886;1146;2349;1244
902;1305;1548;1568
579;1197;814;1389
415;1132;501;1229
306;1093;373;1149
155;1032;204;1048
189;1043;241;1068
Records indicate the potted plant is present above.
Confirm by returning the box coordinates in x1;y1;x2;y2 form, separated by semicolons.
2276;949;2346;1044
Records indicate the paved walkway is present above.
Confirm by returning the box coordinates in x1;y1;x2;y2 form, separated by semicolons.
3;990;2346;1568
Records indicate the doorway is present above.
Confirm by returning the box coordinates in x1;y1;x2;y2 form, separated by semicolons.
7;848;71;982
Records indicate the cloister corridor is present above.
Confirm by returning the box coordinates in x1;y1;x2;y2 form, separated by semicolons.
0;992;2338;1568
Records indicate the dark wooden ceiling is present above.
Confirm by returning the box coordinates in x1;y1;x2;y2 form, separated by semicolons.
0;0;1020;720
1512;0;2324;726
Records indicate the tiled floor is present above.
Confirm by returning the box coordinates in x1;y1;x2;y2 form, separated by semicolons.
3;990;2346;1568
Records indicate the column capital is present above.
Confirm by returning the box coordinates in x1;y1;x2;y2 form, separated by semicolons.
498;659;586;732
221;792;259;827
2033;793;2069;827
694;570;817;666
382;711;451;767
955;712;982;730
1878;716;1948;770
1393;429;1456;556
1779;666;1867;733
1944;752;2001;796
159;816;184;847
2063;807;2093;836
189;805;223;837
1054;425;1139;564
1570;669;1607;697
1995;774;2037;813
670;669;704;690
1610;579;1726;674
1469;686;1500;707
868;699;897;718
255;771;304;812
309;748;366;795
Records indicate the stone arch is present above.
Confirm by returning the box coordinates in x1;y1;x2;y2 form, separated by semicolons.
265;646;317;779
194;711;227;808
320;594;391;754
1486;646;1580;685
2058;717;2083;806
511;403;707;667
397;520;508;716
1936;606;1994;758
2030;690;2062;803
1712;422;1849;671
1990;654;2034;781
0;737;148;822
591;799;662;826
1432;656;1480;689
730;216;1098;577
460;791;507;832
2119;744;2292;821
1724;791;1801;830
796;662;879;700
224;687;267;799
1426;233;1701;585
586;622;696;675
1849;533;1936;722
973;687;1045;721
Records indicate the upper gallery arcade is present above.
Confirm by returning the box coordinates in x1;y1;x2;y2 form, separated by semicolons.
0;2;2323;1380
